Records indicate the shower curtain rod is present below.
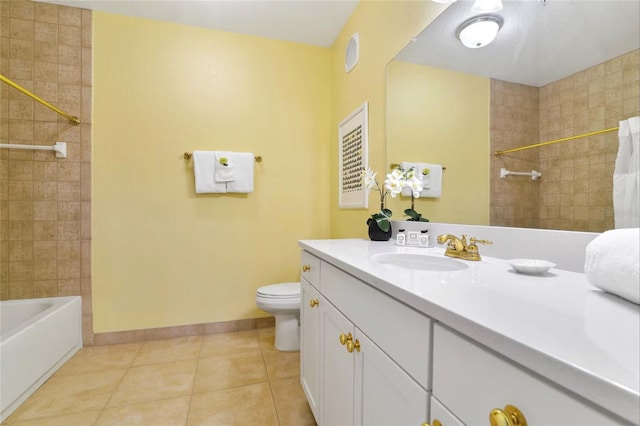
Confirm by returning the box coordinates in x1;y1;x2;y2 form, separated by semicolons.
494;127;619;156
0;74;81;126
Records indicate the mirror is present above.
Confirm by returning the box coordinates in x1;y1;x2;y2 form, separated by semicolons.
386;0;640;232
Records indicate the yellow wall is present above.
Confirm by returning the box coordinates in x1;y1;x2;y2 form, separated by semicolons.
386;61;490;225
329;1;449;237
93;13;331;332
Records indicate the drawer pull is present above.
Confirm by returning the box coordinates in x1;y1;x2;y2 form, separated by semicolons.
309;299;319;308
346;339;361;353
339;332;353;345
422;421;442;426
302;264;311;272
489;405;527;426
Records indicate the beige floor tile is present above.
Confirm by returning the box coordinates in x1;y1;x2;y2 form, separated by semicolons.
107;360;197;407
200;330;260;358
9;411;101;426
257;328;276;350
187;383;278;426
56;343;142;376
7;370;125;423
95;396;191;426
131;336;202;366
271;376;316;426
262;348;300;380
193;351;268;393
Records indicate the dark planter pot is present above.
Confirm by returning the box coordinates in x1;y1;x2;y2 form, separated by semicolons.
368;221;392;241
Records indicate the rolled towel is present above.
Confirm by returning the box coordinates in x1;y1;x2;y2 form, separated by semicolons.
585;228;640;304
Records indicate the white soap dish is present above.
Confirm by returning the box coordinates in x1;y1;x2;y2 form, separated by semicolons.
508;259;556;275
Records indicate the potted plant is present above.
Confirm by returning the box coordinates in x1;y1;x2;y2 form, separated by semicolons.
404;166;429;222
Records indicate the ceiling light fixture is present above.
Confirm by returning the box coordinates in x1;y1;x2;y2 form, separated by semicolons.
471;0;503;12
456;14;504;49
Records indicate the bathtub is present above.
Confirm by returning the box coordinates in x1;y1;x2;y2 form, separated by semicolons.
0;296;82;422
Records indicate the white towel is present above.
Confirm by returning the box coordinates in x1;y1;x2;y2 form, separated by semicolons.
614;117;640;228
192;151;226;194
214;151;235;182
225;152;254;193
400;162;443;198
585;228;640;305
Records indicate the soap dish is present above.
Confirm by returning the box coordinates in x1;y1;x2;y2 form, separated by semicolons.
507;259;556;275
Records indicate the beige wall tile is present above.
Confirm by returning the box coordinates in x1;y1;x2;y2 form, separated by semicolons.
57;219;80;240
9;280;33;299
9;259;32;280
8;239;32;261
58;44;81;66
33;240;57;260
34;200;56;220
34;61;57;82
58;240;80;260
10;58;34;80
33;160;57;181
8;2;35;20
10;37;34;61
8;220;32;240
33;259;56;280
94;330;147;346
58;277;80;295
58;259;80;279
9;17;34;41
59;25;81;47
57;161;80;181
34;279;57;297
33;181;57;201
34;2;58;24
8;180;33;200
33;220;56;240
8;120;33;140
34;120;58;142
144;325;204;342
35;20;57;43
58;181;80;200
8;200;32;220
58;63;81;85
59;6;82;27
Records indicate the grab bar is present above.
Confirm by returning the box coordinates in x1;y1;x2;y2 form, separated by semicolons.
0;142;67;158
500;167;541;180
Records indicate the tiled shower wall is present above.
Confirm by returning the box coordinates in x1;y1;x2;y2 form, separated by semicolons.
0;1;94;345
490;49;640;232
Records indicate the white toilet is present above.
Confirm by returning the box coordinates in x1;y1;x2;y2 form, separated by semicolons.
256;282;301;351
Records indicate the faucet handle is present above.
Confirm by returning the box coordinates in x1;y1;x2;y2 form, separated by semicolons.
470;237;492;246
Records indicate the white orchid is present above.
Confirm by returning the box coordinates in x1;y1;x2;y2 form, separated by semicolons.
384;168;407;198
404;168;424;198
361;167;377;191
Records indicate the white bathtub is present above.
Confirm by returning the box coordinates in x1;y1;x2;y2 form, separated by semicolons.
0;296;82;422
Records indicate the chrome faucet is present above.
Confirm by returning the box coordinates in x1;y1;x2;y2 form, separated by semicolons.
437;234;492;261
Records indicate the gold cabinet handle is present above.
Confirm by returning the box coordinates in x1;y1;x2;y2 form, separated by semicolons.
339;332;353;345
422;421;442;426
489;405;527;426
309;299;319;308
302;264;311;272
346;339;361;353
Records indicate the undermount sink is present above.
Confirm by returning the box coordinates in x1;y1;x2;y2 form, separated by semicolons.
371;253;469;271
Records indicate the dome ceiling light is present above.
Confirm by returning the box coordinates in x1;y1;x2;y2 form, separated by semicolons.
456;14;504;49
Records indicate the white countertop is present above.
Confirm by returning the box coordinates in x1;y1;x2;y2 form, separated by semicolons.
299;239;640;424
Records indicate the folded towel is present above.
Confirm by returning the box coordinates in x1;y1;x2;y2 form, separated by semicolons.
400;162;443;198
226;152;254;193
214;151;235;182
585;228;640;304
193;151;226;194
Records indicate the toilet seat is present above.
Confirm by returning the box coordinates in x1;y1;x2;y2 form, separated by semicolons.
257;282;300;299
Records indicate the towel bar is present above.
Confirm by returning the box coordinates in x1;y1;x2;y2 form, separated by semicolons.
184;152;262;162
500;167;542;180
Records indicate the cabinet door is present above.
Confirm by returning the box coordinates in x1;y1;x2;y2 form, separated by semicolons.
322;298;355;426
355;331;429;426
300;279;322;423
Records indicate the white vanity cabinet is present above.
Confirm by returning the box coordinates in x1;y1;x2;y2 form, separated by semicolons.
430;324;630;426
301;252;431;426
300;251;322;422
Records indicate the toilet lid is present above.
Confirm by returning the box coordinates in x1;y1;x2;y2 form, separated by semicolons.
257;282;300;299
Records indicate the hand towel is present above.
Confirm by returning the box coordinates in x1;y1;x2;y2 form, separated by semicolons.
401;162;443;198
214;151;235;182
614;117;640;228
226;152;254;193
192;151;226;194
584;228;640;305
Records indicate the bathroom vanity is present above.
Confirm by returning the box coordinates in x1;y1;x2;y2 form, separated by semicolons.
299;239;639;426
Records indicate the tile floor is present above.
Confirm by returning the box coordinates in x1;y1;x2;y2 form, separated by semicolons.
3;328;316;426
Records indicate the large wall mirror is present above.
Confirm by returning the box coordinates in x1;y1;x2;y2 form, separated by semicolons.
386;0;639;232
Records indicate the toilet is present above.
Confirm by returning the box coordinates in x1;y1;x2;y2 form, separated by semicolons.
256;282;301;351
